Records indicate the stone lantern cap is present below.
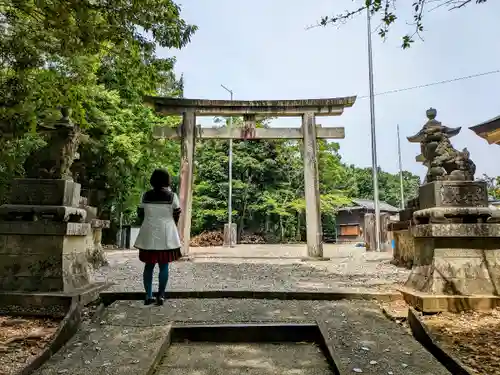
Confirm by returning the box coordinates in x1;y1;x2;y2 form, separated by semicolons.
407;108;462;143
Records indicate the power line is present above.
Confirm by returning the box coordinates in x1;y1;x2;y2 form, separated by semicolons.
357;69;500;99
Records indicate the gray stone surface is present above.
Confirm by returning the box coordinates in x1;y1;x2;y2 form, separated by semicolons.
0;221;90;235
223;223;237;247
155;368;328;375
0;226;91;292
101;299;328;326
98;299;449;373
158;343;330;374
412;223;500;237
419;181;488;209
0;204;87;222
34;298;449;374
405;238;500;295
316;301;450;374
94;245;409;293
413;206;498;225
34;323;171;375
8;179;81;207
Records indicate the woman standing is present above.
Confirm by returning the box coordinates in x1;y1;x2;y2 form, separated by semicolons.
134;169;182;306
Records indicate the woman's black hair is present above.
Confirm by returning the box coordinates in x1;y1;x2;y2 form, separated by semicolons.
150;169;170;190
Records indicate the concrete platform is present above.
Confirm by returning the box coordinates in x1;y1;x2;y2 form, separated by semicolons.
0;282;110;317
157;343;330;374
31;298;450;375
99;299;323;326
316;302;449;374
400;287;500;312
33;323;171;375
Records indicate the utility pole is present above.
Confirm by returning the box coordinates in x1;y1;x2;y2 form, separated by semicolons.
221;84;234;247
366;8;381;251
397;124;405;209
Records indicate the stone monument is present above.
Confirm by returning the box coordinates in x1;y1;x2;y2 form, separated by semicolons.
79;197;110;269
0;108;94;292
400;109;500;311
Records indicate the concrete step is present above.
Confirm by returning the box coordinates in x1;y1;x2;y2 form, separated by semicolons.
156;343;331;374
34;323;171;375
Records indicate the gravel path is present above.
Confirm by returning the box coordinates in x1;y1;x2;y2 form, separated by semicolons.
93;244;409;293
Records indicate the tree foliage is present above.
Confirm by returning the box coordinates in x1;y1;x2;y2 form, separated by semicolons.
0;0;424;243
481;174;500;200
0;0;193;217
315;0;488;48
187;118;420;242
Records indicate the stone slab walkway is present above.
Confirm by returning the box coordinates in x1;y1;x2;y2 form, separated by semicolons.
94;245;409;293
157;343;330;375
316;302;449;375
34;298;449;375
101;299;320;326
33;323;170;375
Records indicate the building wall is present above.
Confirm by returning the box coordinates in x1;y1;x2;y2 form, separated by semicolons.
336;208;397;245
336;210;365;243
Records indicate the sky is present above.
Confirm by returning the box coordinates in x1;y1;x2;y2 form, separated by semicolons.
156;0;500;181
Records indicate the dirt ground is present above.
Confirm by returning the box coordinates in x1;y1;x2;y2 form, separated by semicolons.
0;316;60;375
422;309;500;375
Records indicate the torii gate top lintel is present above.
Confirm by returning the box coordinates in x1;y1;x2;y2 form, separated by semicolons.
144;95;357;116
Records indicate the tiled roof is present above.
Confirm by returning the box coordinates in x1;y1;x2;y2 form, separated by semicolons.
338;198;399;213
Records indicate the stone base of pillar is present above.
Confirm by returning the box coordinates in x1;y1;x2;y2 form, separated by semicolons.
0;179;96;293
390;229;415;269
87;219;111;269
0;222;92;292
405;223;500;300
223;223;237;247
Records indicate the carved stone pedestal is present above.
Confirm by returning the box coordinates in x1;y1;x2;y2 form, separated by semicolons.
0;221;91;292
396;109;500;311
86;219;110;269
79;199;110;268
401;181;500;311
389;222;415;269
0;110;109;315
418;180;488;210
388;197;419;268
405;223;500;295
0;179;94;293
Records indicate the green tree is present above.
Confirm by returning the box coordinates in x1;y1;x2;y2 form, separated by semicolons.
341;166;420;207
191;119;353;243
0;0;194;225
315;0;488;48
482;174;500;200
1;0;196;131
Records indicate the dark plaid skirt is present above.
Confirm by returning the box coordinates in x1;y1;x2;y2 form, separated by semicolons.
138;248;182;264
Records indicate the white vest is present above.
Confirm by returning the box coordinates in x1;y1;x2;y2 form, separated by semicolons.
134;193;181;250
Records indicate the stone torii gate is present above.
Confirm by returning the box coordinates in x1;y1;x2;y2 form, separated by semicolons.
144;96;357;258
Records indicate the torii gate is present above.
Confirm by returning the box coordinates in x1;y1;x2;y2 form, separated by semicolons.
144;96;357;258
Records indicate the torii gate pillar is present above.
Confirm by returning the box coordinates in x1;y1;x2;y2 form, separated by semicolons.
178;110;196;256
302;112;323;258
